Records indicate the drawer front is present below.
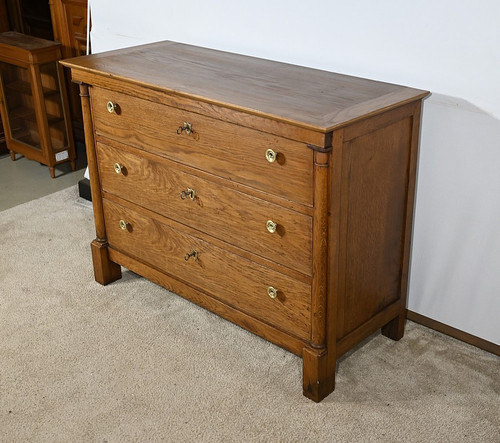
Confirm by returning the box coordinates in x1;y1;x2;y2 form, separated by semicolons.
97;141;312;276
91;87;313;206
103;198;311;340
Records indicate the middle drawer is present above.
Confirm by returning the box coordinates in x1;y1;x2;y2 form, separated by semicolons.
97;140;312;276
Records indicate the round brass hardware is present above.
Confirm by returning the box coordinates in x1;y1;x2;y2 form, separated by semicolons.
265;148;277;163
267;286;278;299
119;220;129;230
184;250;198;261
107;101;117;113
266;220;277;234
114;163;123;174
180;188;196;200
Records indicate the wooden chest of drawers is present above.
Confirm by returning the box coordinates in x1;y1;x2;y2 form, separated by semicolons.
62;41;428;402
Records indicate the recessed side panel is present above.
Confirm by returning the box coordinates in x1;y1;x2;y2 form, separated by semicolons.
339;116;413;337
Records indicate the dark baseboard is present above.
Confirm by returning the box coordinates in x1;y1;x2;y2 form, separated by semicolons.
406;310;499;357
78;178;92;202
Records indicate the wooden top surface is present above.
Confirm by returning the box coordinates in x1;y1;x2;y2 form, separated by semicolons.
0;31;60;52
62;40;428;132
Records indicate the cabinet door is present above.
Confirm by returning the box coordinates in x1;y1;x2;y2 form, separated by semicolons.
0;62;40;149
39;61;69;151
0;120;7;155
62;0;88;57
50;0;88;137
50;0;88;59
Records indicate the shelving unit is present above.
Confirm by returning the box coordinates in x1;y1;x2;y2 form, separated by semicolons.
0;31;75;177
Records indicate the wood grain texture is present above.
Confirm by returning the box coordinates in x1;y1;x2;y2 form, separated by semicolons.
90;87;314;206
0;32;62;65
310;151;329;348
337;301;401;357
90;238;121;285
30;63;51;159
302;346;335;402
64;41;429;401
102;198;312;340
0;33;75;175
96;140;312;276
339;116;413;338
49;0;88;140
382;101;422;341
79;84;105;240
80;83;121;285
103;190;312;285
71;72;328;146
96;134;313;216
61;40;428;132
108;248;308;356
0;31;59;51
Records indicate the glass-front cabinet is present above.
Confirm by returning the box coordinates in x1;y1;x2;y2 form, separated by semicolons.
0;32;75;178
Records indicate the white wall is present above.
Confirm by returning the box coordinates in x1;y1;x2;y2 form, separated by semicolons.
88;0;500;345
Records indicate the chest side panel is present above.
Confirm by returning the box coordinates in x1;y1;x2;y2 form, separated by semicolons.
337;113;414;338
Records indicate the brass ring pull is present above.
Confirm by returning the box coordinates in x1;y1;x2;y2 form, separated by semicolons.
267;286;278;299
180;188;196;200
184;250;198;261
114;163;123;174
107;101;117;113
266;148;277;163
119;220;129;230
177;122;193;135
266;220;277;234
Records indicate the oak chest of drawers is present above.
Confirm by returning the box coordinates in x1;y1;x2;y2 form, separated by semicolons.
62;41;428;401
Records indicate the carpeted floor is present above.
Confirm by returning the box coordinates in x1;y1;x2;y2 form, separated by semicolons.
1;186;499;442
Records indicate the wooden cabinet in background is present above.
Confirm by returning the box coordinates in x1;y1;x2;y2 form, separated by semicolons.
0;32;75;177
0;120;6;156
0;0;53;38
49;0;88;140
0;1;9;33
62;41;429;401
0;0;84;156
0;0;10;155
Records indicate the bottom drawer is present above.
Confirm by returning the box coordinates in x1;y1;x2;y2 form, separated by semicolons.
102;198;311;340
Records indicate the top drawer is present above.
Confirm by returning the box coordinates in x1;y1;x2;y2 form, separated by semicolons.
90;87;313;206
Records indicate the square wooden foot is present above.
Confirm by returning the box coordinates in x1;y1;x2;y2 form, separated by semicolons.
302;347;336;402
91;239;122;285
381;311;406;341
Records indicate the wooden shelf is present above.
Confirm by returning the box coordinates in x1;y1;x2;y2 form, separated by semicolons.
9;106;36;121
5;79;59;96
9;105;64;125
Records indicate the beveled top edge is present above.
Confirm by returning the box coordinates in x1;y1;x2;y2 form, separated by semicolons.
61;40;429;133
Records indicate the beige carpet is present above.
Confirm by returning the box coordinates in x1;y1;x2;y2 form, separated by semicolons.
1;186;499;442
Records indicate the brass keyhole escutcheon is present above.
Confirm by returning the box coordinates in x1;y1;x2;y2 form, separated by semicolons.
177;121;193;135
265;148;277;163
107;101;117;113
266;220;277;234
184;250;198;261
119;219;129;230
114;163;123;174
180;188;196;200
267;286;278;299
